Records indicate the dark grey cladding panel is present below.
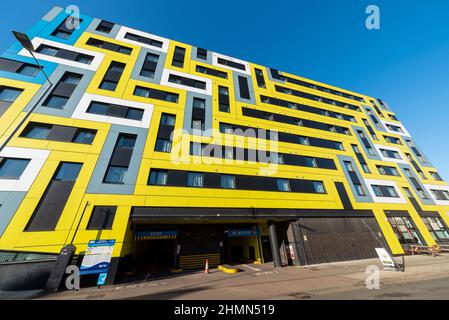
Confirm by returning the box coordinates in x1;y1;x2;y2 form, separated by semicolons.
55;49;78;61
107;104;127;118
157;124;174;139
26;181;75;232
192;107;205;119
335;182;353;210
143;60;157;71
52;82;77;97
0;58;22;72
167;170;187;187
104;70;123;82
238;76;250;99
204;173;221;189
47;125;78;142
110;147;133;167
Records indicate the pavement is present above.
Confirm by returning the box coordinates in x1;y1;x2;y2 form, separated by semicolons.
30;254;449;300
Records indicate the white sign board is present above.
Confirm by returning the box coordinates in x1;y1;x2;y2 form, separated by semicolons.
375;248;396;268
80;240;115;275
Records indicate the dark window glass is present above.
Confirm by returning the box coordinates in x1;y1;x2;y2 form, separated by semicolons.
44;95;69;109
104;166;127;184
0;87;22;102
99;80;118;91
88;102;109;115
187;172;204;187
117;134;136;148
72;129;96;144
221;175;236;189
54;162;82;181
87;206;117;230
126;108;144;121
0;158;30;179
18;65;40;77
155;138;172;153
22;123;52;139
148;170;168;185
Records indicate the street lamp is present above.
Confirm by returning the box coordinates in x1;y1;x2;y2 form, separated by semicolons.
12;31;52;85
0;31;54;153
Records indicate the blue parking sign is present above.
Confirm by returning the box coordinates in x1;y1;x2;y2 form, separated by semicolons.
97;273;107;286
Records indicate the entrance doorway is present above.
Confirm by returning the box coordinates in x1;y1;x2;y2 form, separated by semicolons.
224;227;262;264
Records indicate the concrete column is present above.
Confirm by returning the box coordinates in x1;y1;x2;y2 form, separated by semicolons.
269;222;282;268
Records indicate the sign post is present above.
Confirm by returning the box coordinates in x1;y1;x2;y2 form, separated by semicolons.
80;240;115;287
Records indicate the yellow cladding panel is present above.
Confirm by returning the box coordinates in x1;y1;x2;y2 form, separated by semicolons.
0;78;41;140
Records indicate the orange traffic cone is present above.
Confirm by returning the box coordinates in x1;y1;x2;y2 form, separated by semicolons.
204;259;209;274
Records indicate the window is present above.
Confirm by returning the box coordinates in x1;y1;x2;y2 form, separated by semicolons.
126;108;144;121
254;68;266;88
87;101;144;121
221;175;236;189
72;129;96;144
54;162;82;181
36;45;93;64
430;172;443;181
140;53;159;78
52;16;82;39
37;45;58;56
148;170;168;185
100;62;125;91
44;95;69;109
161;114;176;126
197;48;207;60
377;165;400;176
104;166;128;184
217;57;246;71
0;158;30;179
88;101;109;115
313;181;326;194
0;87;22;102
187;172;204;187
195;65;227;79
117;135;136;148
192;118;205;131
86;38;132;55
354;183;366;196
22;123;51;139
87;206;116;230
344;161;355;172
388;216;423;246
18;64;40;77
218;86;230;112
134;86;179;103
298;136;310;146
422;217;449;243
193;97;206;109
431;190;449;201
220;123;233;134
384;135;402;145
172;46;185;68
124;33;163;48
61;72;82;85
372;185;399;198
403;187;413;198
276;179;291;192
96;20;115;33
381;149;401;159
305;157;318;168
155;138;172;152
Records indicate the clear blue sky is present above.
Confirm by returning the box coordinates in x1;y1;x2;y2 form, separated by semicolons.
1;0;448;180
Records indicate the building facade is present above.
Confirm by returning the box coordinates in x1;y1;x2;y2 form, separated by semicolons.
1;7;449;290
